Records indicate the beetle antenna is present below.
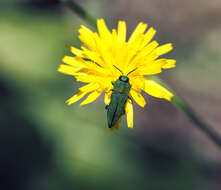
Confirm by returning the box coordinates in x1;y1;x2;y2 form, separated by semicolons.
126;68;137;76
113;65;123;74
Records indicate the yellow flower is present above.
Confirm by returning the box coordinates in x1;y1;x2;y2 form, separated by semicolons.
58;18;176;129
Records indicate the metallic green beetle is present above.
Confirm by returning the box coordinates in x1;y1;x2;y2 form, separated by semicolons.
106;67;137;128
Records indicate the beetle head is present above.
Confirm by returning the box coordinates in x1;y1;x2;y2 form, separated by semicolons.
119;76;129;83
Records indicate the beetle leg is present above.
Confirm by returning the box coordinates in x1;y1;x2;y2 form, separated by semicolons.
106;89;113;93
123;109;126;115
128;96;133;103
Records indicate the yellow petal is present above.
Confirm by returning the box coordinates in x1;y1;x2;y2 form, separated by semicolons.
130;89;146;107
80;47;104;67
66;91;87;105
112;29;117;39
128;40;158;69
57;64;81;76
130;76;145;91
69;46;83;57
80;90;103;106
138;61;163;75
162;59;176;69
75;74;97;83
104;91;112;105
78;25;96;50
156;43;173;56
143;79;174;101
139;65;162;75
125;34;145;71
61;56;85;67
117;21;126;42
141;27;156;47
125;100;133;128
93;33;114;69
128;22;147;44
78;83;100;92
97;18;111;40
139;59;176;75
139;40;159;58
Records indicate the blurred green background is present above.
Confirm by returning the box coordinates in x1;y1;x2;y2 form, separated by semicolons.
0;0;221;190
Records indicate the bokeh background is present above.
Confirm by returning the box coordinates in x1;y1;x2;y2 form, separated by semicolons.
0;0;221;189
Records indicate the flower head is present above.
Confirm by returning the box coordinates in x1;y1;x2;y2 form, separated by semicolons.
58;19;176;128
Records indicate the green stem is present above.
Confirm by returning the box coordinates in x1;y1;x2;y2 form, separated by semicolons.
60;0;221;149
60;0;97;28
151;76;221;148
172;95;221;147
